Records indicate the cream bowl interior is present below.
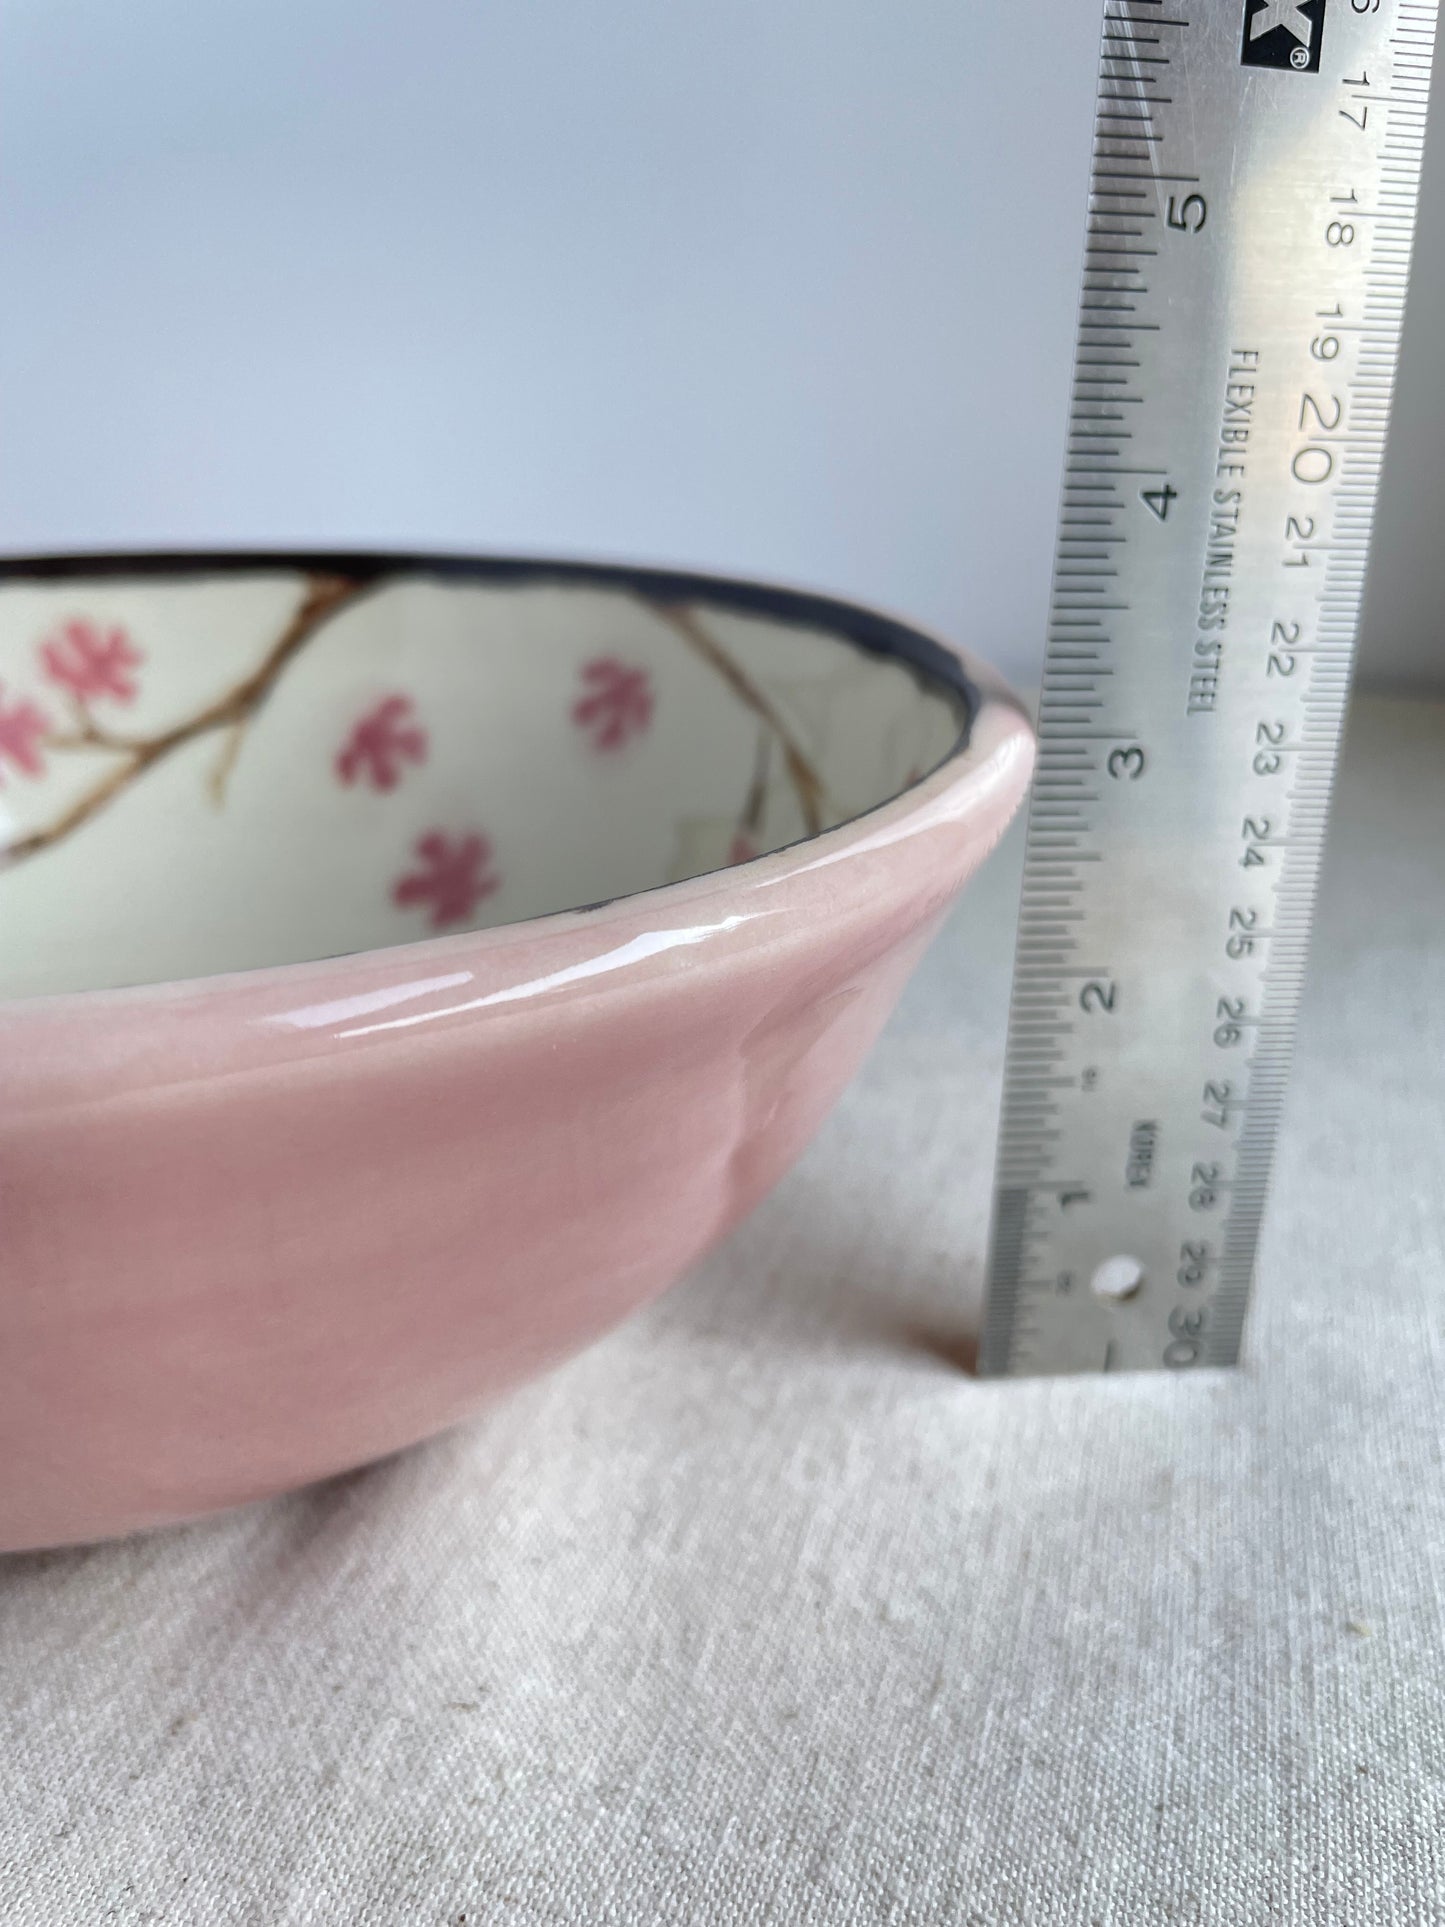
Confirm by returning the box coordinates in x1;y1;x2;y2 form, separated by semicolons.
0;556;974;999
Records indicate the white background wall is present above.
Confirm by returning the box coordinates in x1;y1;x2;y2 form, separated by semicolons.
2;0;1440;691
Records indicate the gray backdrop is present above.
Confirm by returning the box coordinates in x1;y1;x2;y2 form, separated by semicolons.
2;0;1439;692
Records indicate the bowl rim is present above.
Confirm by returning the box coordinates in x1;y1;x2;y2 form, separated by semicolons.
0;547;1030;1015
0;543;978;711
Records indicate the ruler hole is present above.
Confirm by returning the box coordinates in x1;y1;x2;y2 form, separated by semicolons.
1092;1256;1145;1303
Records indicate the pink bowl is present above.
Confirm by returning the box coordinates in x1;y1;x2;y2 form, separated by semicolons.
0;552;1032;1550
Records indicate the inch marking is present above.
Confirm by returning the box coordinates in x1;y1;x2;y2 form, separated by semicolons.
981;0;1438;1376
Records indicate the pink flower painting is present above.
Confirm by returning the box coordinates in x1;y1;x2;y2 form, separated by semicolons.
336;695;428;792
572;657;654;751
39;620;143;705
392;830;500;930
0;685;50;785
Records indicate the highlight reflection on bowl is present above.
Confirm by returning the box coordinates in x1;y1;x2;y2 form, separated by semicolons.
0;552;1034;1551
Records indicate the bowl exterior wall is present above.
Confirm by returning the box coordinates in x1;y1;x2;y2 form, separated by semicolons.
0;659;1032;1551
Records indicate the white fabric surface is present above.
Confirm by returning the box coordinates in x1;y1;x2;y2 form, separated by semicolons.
4;694;1443;1925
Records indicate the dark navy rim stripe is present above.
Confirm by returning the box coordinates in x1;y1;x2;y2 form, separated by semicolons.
0;547;978;733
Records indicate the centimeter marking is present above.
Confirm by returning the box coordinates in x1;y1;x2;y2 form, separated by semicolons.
980;0;1438;1376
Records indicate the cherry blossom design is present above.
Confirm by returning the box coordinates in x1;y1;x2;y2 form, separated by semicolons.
39;619;143;705
392;830;500;930
336;694;428;792
572;657;654;751
0;684;51;785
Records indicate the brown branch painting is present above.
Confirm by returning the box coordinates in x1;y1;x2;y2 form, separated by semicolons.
0;575;831;888
5;574;369;867
652;601;827;838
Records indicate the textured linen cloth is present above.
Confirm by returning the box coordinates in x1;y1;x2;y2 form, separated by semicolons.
3;694;1443;1926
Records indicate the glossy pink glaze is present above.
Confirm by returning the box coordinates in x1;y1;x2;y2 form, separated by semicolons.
0;654;1032;1551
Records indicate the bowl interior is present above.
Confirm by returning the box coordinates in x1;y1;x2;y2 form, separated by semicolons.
0;558;972;999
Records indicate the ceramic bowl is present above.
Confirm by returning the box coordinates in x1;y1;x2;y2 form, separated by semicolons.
0;552;1033;1551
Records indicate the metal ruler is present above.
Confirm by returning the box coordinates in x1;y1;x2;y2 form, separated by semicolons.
980;0;1438;1376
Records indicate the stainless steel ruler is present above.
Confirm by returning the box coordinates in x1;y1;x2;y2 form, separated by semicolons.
980;0;1438;1376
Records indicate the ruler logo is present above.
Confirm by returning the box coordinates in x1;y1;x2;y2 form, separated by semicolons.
1241;0;1325;71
